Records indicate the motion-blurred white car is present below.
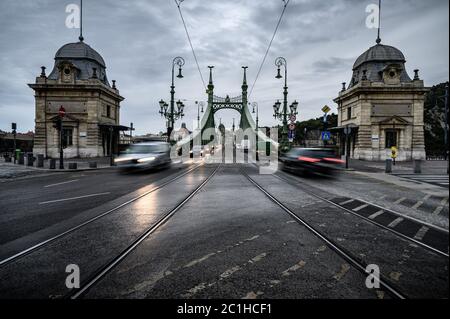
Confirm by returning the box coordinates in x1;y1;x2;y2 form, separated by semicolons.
114;142;171;170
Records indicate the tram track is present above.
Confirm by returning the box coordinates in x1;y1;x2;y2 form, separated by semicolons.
273;170;449;258
68;164;221;299
0;163;204;267
239;167;407;299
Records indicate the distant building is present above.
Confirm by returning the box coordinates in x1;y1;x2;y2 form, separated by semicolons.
173;123;191;141
333;39;428;161
29;38;128;158
0;130;34;154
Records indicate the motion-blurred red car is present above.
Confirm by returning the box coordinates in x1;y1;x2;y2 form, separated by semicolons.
280;148;344;175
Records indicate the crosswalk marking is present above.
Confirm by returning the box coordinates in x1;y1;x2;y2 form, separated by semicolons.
353;204;369;212
339;199;354;205
394;197;406;204
388;217;404;228
414;226;429;241
412;201;423;209
395;174;449;188
368;210;384;220
433;206;444;216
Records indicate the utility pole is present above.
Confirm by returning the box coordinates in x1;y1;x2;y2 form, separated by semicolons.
445;83;449;174
11;123;17;164
58;106;66;169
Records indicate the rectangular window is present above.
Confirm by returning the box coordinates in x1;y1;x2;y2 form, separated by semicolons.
385;130;397;149
347;107;352;120
107;105;111;118
62;128;73;148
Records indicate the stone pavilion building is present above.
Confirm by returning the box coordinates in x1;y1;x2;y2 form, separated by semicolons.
29;38;128;158
333;39;429;161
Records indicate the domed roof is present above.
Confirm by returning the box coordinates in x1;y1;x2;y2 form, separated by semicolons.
48;40;110;86
353;43;405;70
55;41;106;67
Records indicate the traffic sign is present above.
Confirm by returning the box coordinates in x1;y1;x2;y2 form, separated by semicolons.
290;114;296;122
289;123;296;130
288;129;295;140
58;106;66;118
322;105;331;114
321;131;331;141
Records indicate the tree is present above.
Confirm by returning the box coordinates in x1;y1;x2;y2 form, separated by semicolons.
424;82;448;157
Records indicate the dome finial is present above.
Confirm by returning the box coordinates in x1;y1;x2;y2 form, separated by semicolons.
78;0;84;42
376;0;382;44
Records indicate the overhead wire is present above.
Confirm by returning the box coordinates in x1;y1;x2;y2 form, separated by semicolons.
249;0;291;100
174;0;207;90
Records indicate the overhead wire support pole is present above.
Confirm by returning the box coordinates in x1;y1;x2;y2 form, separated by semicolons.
174;0;206;90
249;0;290;99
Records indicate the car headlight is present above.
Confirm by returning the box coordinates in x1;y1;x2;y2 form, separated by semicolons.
137;157;156;163
114;157;132;163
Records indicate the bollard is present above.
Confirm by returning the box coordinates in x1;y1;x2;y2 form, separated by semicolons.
385;159;392;173
68;163;78;170
89;161;97;169
414;159;422;174
37;154;44;168
27;153;34;166
49;159;56;169
18;153;25;165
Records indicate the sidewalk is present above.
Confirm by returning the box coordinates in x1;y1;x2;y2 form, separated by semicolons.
0;157;114;181
346;159;449;196
347;158;448;174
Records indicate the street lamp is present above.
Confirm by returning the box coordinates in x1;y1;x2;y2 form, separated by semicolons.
195;101;204;129
273;57;298;153
252;102;259;161
159;56;185;143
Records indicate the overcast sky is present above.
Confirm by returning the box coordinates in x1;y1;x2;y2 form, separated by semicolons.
0;0;448;135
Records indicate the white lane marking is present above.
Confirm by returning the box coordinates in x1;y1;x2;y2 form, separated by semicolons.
433;206;444;216
422;194;431;201
242;291;264;299
388;217;404;228
339;199;354;205
441;198;449;206
333;263;350;281
414;226;429;241
281;260;306;277
44;179;79;188
39;192;110;205
378;195;387;200
394;197;406;205
219;266;241;280
412;201;423;210
183;253;216;268
353;204;369;212
368;210;384;220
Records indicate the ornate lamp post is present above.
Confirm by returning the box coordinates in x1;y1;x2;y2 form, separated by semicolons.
252;102;259;161
195;101;204;129
159;57;185;143
273;57;298;152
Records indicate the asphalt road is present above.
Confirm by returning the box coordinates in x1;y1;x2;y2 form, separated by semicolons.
0;162;196;258
0;163;448;299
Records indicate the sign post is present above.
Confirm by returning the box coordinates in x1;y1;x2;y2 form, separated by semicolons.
343;125;351;169
321;105;331;146
58;106;66;169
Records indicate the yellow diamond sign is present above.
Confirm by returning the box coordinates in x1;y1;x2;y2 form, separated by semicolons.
322;105;331;114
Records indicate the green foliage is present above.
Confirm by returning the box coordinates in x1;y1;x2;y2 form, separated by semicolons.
293;113;337;143
424;82;448;156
